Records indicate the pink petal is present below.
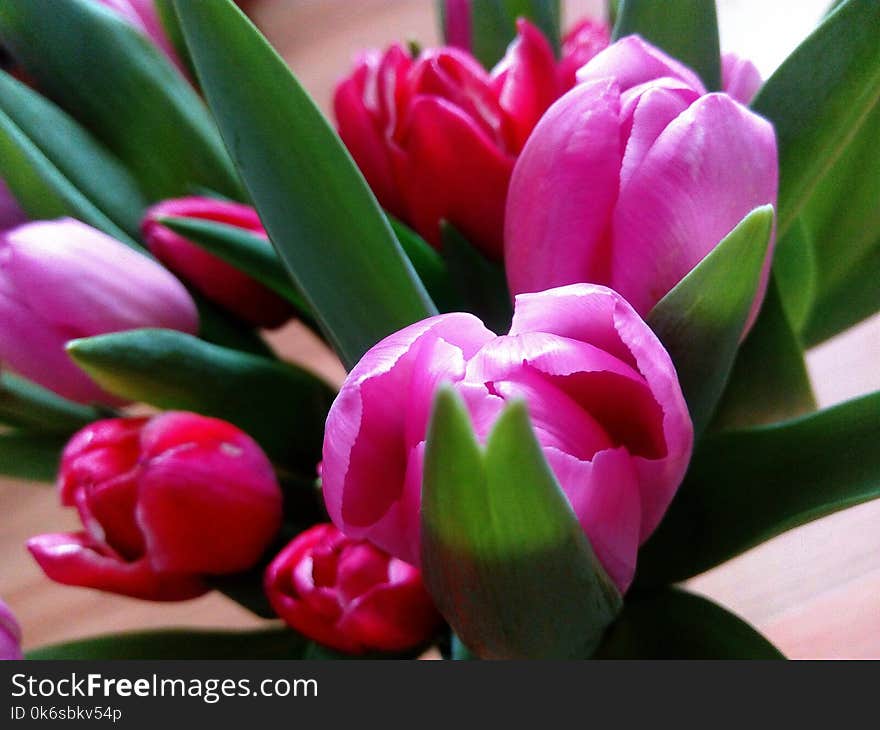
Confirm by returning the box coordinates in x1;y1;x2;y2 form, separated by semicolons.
505;79;623;296
576;34;706;95
611;93;778;327
443;0;472;52
558;19;611;90
721;52;763;105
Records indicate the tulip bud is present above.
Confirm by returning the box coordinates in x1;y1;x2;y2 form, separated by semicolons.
0;599;23;660
505;36;777;334
0;218;198;404
334;20;560;259
322;284;693;593
265;524;442;654
142;197;294;329
28;412;283;600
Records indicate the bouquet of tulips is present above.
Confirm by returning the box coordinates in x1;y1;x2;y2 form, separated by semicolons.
0;0;877;660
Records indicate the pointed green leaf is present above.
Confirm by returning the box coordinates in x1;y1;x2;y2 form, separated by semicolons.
159;216;313;321
421;388;621;659
173;0;436;369
0;71;146;239
26;627;310;660
647;206;773;435
440;0;562;67
440;222;512;333
66;329;335;471
0;0;241;200
595;588;784;659
0;372;102;433
710;280;816;431
612;0;721;90
752;0;880;241
637;390;880;587
389;217;459;313
0;431;67;483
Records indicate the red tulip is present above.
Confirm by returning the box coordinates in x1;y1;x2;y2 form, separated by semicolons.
28;412;283;601
265;524;442;654
142;197;295;329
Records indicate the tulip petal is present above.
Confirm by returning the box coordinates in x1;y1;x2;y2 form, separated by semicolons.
505;79;623;296
577;34;706;95
721;52;763;105
611;93;777;323
27;531;204;601
396;96;513;257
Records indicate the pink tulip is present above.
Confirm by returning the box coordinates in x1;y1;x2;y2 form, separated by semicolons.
265;523;442;654
721;51;763;105
96;0;185;74
0;599;22;660
142;197;294;329
334;20;559;258
505;36;777;333
28;412;283;601
322;284;693;593
0;218;198;404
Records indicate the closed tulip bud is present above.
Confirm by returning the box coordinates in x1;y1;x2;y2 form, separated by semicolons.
0;599;22;660
265;524;442;654
505;36;777;334
334;19;560;259
28;412;283;601
322;284;693;593
0;218;198;404
142;197;294;329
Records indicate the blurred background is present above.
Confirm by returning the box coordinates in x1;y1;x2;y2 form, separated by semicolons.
2;0;878;658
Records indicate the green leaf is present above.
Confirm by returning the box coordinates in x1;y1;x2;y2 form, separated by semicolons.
0;373;102;433
0;107;135;247
66;329;335;471
595;588;784;659
612;0;721;90
709;280;816;431
792;105;880;345
174;0;436;369
441;0;562;67
0;0;242;200
0;431;67;483
647;206;773;435
194;296;275;358
752;0;880;242
0;71;146;240
421;388;622;659
26;627;310;660
637;390;880;587
440;222;512;333
389;217;459;313
159;216;314;321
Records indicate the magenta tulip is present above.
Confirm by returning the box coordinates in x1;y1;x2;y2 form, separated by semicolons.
0;218;198;404
505;36;778;333
265;523;442;654
722;51;763;105
142;197;294;329
28;412;283;601
334;20;559;258
322;284;693;593
0;599;22;660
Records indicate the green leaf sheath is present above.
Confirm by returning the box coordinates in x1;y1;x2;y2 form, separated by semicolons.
66;329;335;472
637;390;880;587
647;206;773;435
421;388;621;659
595;588;784;659
752;0;880;242
0;72;146;242
173;0;436;369
0;0;242;200
612;0;721;90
